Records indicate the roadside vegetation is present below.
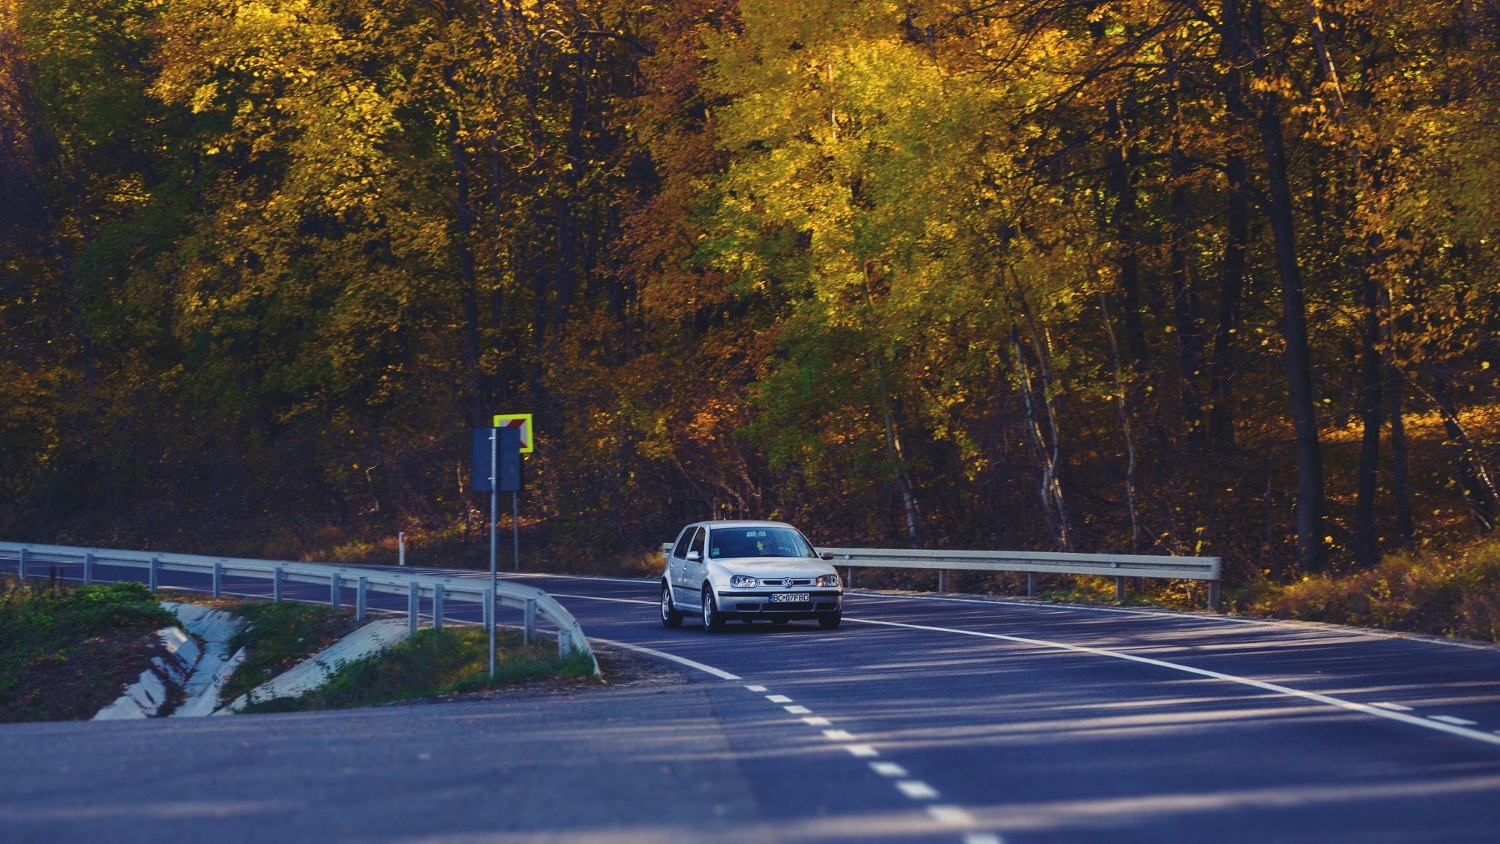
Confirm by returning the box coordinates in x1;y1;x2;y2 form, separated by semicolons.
243;628;597;713
1246;538;1500;644
0;578;177;722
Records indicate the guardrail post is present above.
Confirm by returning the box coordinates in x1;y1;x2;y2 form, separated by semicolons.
329;572;341;610
1027;572;1037;598
356;577;368;621
558;628;571;656
1208;579;1220;611
1115;576;1126;601
16;547;26;580
524;597;536;645
408;582;420;633
432;584;444;629
273;567;284;602
212;562;223;598
846;567;855;589
937;570;947;594
149;556;159;592
83;551;94;586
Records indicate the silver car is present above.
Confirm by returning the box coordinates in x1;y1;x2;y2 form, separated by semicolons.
660;520;843;631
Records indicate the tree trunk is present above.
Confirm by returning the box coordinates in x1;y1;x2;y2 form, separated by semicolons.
1104;99;1149;365
449;109;484;427
1241;0;1327;572
1431;377;1498;532
1208;153;1249;447
1387;361;1414;548
1100;292;1140;551
1352;270;1382;566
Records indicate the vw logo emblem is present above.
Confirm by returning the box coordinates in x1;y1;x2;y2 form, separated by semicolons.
779;578;792;588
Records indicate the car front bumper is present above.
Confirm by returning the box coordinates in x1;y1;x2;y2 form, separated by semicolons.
713;590;842;618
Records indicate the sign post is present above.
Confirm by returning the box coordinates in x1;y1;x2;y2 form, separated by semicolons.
473;423;524;680
493;414;531;573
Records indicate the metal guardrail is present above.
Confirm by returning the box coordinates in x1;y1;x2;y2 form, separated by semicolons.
0;541;597;670
660;542;1222;609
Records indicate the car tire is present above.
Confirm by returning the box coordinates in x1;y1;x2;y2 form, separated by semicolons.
702;586;726;632
818;612;842;630
661;583;683;628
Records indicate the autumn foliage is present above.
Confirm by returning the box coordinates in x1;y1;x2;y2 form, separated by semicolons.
1;0;1497;590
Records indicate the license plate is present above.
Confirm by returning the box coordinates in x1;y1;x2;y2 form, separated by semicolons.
769;593;811;603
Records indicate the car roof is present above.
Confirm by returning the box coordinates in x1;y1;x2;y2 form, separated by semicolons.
686;520;797;530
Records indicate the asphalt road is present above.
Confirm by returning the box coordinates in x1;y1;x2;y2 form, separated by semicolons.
5;558;1500;843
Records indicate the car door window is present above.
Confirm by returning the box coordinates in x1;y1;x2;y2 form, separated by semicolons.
671;527;695;559
688;527;706;560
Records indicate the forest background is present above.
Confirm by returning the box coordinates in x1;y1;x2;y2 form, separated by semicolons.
2;0;1498;614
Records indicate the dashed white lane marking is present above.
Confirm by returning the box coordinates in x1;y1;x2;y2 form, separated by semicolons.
785;705;812;715
963;834;1005;844
1431;715;1479;726
823;729;855;741
802;716;832;726
869;761;909;777
845;617;1500;749
766;694;793;703
896;780;940;799
845;744;880;757
745;685;767;692
588;637;741;680
927;805;975;824
1371;702;1414;711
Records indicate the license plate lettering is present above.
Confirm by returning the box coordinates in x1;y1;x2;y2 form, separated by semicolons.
769;593;810;603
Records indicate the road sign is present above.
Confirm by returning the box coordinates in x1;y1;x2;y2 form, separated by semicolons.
472;427;523;492
492;413;533;453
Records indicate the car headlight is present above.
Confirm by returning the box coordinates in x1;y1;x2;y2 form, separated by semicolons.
815;574;840;588
729;575;758;589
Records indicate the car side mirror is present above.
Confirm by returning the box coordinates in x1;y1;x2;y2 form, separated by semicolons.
820;551;834;560
687;551;701;562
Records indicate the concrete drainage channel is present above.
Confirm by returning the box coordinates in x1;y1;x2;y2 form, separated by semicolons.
1;540;601;719
91;603;413;719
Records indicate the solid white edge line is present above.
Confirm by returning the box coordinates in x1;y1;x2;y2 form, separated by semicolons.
588;637;740;680
1430;715;1479;726
551;593;657;606
845;617;1500;748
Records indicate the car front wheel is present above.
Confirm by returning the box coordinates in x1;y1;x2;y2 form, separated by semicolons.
661;583;683;628
702;586;726;632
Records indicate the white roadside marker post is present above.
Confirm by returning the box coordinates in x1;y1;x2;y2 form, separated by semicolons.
398;531;406;567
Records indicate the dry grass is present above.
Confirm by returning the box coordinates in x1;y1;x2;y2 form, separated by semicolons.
1250;537;1500;643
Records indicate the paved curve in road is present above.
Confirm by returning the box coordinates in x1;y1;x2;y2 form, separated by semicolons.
6;557;1500;842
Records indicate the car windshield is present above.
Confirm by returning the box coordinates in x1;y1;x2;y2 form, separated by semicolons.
709;527;816;560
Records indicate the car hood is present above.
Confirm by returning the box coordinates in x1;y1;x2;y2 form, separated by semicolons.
714;557;835;577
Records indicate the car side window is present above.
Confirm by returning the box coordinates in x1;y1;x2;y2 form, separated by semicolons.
688;527;706;559
672;526;695;559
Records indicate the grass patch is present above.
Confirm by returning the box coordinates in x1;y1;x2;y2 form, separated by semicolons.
0;577;178;722
243;627;596;713
220;601;360;702
1251;537;1500;643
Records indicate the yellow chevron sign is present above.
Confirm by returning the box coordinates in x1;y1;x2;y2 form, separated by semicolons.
492;414;534;453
